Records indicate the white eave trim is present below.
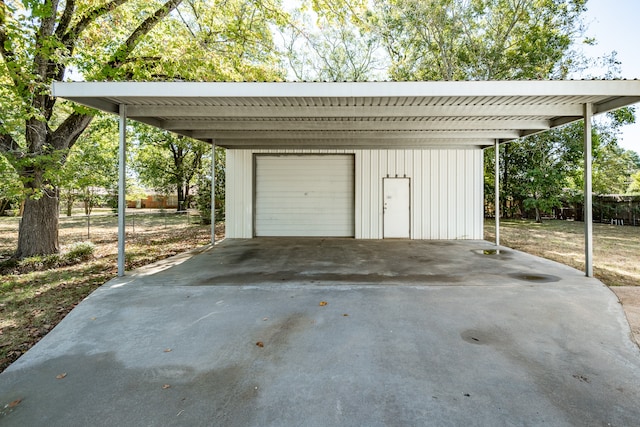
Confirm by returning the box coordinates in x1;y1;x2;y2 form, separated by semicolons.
52;80;640;99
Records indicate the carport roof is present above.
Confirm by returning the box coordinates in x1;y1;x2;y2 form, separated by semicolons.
52;80;640;149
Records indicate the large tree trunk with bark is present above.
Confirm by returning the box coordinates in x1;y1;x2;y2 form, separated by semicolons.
16;189;60;258
1;0;184;259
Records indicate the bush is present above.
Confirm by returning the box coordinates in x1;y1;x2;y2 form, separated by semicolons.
0;242;97;275
64;241;96;262
20;254;63;271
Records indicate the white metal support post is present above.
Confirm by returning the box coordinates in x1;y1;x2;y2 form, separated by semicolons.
211;140;216;245
494;139;500;247
117;105;127;277
584;103;593;277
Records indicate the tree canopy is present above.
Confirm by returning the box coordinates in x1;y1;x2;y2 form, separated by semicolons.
133;124;208;211
58;115;119;215
362;0;586;80
0;0;286;257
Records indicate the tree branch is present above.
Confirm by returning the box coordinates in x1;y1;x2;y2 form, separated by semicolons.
50;112;94;151
62;0;130;50
38;0;60;40
107;0;183;72
54;0;76;38
0;131;18;154
34;0;62;83
53;0;130;82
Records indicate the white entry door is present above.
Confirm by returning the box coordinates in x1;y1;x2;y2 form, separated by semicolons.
383;178;410;238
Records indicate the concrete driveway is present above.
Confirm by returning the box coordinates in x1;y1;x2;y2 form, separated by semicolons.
1;239;639;426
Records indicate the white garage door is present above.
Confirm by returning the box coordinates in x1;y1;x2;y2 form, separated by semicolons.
255;155;355;237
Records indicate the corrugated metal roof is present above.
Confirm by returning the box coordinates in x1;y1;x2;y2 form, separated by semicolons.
52;80;640;149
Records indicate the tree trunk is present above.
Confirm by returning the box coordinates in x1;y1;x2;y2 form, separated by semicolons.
16;189;60;258
177;183;184;211
535;206;542;223
184;185;191;209
0;199;8;216
66;196;73;217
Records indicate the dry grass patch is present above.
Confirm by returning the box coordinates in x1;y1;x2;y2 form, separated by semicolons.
484;219;640;287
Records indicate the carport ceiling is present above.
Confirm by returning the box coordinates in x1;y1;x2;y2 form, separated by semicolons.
52;80;640;149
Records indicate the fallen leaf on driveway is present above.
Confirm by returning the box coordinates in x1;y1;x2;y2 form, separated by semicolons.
343;314;349;317
319;301;328;306
163;348;172;353
162;384;171;389
7;399;22;408
256;341;264;348
56;373;67;379
572;374;590;383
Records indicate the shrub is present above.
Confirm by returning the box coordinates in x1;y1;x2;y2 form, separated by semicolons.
20;254;63;271
64;241;96;262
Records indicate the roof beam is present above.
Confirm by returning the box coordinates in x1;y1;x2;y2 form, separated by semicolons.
549;116;584;128
213;138;495;147
189;130;521;140
164;118;551;132
594;96;640;114
126;104;584;118
220;143;489;150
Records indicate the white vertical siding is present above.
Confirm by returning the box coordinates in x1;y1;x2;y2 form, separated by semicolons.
412;150;422;238
225;149;253;238
225;148;484;239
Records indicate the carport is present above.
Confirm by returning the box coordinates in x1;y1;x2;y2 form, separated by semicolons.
52;80;640;277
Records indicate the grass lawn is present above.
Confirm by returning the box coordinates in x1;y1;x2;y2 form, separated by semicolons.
484;219;640;287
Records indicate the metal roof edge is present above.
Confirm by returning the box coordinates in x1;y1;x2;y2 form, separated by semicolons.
52;79;640;99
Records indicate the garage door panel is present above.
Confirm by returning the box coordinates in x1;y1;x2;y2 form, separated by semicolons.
255;155;355;237
258;197;353;208
258;207;351;215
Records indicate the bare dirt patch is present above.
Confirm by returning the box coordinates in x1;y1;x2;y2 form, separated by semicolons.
610;287;640;346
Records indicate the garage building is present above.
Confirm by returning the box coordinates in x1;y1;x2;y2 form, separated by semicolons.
227;149;482;239
51;80;640;276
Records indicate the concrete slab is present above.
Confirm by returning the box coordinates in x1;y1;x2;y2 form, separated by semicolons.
1;239;639;426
